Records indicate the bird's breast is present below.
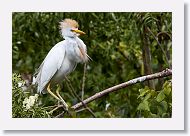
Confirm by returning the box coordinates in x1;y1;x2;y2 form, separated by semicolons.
66;40;86;63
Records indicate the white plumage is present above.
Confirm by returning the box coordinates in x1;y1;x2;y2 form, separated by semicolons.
33;19;90;109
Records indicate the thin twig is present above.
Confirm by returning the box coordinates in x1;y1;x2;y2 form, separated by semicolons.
71;68;172;110
54;111;65;118
42;105;58;109
48;104;73;118
81;63;87;101
76;108;87;113
65;78;96;118
49;105;63;114
147;27;171;68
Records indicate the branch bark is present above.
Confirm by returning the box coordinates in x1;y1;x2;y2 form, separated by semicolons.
71;68;172;110
141;26;155;89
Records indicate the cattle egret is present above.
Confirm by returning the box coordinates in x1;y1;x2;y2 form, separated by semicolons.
34;19;91;110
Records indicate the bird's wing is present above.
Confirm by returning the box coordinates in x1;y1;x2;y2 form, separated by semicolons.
36;41;66;93
76;37;92;62
34;60;45;76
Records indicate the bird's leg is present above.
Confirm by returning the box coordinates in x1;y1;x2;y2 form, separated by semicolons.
56;85;68;111
47;83;68;112
47;83;61;101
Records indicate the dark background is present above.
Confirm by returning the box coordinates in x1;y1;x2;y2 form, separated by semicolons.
12;12;172;118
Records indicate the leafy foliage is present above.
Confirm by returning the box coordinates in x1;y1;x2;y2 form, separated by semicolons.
137;81;172;118
12;73;50;118
12;12;172;118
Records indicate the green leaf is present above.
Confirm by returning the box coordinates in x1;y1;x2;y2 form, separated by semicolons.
94;112;103;118
144;93;151;101
163;87;171;96
149;99;159;114
162;113;170;118
156;91;165;102
137;101;150;111
163;81;172;96
137;87;150;99
149;113;159;118
160;101;168;112
157;101;168;115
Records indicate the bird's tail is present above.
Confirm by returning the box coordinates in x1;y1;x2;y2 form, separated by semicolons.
32;76;37;85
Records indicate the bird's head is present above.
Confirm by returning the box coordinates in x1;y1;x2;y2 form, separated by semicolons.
59;18;85;38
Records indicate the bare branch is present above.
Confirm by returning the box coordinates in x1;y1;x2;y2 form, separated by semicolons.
81;63;87;101
54;111;65;118
65;77;96;118
71;68;172;110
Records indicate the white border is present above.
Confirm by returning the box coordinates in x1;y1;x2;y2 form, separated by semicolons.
0;0;184;130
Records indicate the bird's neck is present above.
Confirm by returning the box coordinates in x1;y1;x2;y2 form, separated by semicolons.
63;36;77;40
64;36;82;42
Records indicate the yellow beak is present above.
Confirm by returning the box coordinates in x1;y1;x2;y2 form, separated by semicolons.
71;29;86;35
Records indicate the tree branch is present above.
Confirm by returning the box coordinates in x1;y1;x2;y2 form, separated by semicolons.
71;68;172;110
147;27;171;69
65;77;96;117
81;63;87;101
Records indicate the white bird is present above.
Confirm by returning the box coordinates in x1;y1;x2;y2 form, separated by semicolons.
33;19;91;110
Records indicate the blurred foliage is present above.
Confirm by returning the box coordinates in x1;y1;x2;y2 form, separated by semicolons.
12;12;172;118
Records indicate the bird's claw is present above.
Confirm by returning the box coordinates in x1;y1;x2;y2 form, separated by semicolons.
60;100;69;111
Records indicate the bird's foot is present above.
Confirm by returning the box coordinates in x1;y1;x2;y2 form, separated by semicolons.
62;102;69;111
57;100;69;111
